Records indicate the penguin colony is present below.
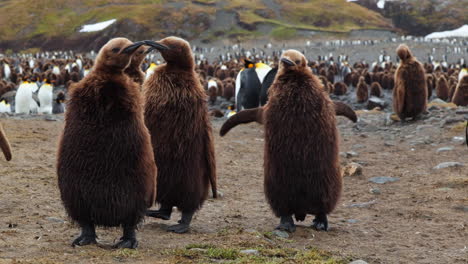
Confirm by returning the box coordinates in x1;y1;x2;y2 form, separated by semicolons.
0;38;467;250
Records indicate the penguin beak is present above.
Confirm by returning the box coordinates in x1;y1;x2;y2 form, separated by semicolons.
281;58;295;67
122;41;146;54
144;40;170;51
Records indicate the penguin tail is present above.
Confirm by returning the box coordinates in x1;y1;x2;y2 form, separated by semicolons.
333;101;358;123
0;123;12;161
220;107;264;136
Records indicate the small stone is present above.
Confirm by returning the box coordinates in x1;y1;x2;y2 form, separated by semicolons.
454;206;468;212
271;230;289;238
352;144;365;150
346;151;359;157
430;98;446;104
416;125;432;131
455;109;468;115
46;217;65;223
348;200;377;208
370;188;381;195
240;249;259;255
342;163;363;177
384;141;395;147
349;260;369;264
347;219;358;224
436;146;454;153
44;116;58;122
432;162;464;170
215;190;224;198
369;177;399;184
452;137;466;145
436;187;453;192
244;229;258;234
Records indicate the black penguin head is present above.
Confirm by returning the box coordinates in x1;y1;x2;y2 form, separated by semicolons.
95;38;146;71
145;37;194;69
279;50;307;73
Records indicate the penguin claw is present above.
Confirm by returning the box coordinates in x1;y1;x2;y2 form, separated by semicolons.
146;209;171;220
113;238;138;249
71;235;97;247
166;223;190;234
275;222;296;233
312;214;329;231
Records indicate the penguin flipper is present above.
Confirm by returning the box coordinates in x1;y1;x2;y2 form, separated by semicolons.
205;127;217;198
220;107;264;136
0;123;12;161
332;101;357;123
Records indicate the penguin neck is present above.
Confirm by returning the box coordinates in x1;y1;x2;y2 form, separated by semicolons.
165;58;195;72
95;64;124;75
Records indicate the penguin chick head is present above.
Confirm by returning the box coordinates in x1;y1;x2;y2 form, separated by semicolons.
130;45;151;67
396;44;413;63
145;37;193;69
279;49;307;73
95;38;146;71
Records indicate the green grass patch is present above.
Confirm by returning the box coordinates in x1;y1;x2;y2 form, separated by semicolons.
271;27;297;40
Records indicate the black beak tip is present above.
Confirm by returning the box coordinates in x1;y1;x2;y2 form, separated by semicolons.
281;58;295;67
122;41;145;54
144;40;170;51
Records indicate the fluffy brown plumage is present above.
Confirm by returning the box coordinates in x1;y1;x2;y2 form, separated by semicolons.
57;38;157;249
0;122;12;161
393;44;427;120
356;76;369;103
143;37;216;234
220;50;344;232
452;75;468;106
436;75;449;101
370;82;383;98
124;45;149;85
333;82;347;96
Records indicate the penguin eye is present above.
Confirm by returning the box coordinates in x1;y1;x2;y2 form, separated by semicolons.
112;48;120;53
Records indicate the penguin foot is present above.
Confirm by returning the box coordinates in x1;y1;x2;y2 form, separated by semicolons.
72;235;97;247
276;215;296;233
114;238;138;249
72;224;97;247
312;214;328;231
167;211;193;234
167;223;190;234
146;209;171;220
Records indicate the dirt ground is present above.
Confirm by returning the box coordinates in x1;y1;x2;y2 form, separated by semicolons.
0;107;467;263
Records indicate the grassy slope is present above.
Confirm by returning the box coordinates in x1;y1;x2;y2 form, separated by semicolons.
0;0;392;42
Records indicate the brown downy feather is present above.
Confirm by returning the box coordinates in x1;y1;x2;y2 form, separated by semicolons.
452;75;468;106
143;36;217;215
393;44;427;120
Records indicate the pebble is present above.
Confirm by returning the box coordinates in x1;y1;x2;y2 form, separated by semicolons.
455;109;468;115
432;162;464;170
436;146;454;153
416;125;432;131
347;219;358;224
342;163;363;177
370;188;381;195
452;136;466;145
271;230;289;238
349;260;369;264
369;177;399;184
454;206;468;212
240;249;259;255
46;217;65;224
367;97;387;110
384;141;395;147
190;248;207;252
348;200;377;208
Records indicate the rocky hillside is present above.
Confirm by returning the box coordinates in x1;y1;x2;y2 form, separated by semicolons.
0;0;392;51
0;0;465;52
356;0;468;36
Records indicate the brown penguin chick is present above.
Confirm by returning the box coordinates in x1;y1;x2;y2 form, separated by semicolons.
370;82;383;98
448;76;458;101
223;82;235;101
124;45;151;85
436;75;449;101
220;50;348;232
356;76;369;103
0;122;12;161
393;44;427;120
327;69;335;84
452;75;468;106
426;74;434;99
344;72;353;86
333;82;347;96
351;72;360;87
143;37;217;234
57;38;157;249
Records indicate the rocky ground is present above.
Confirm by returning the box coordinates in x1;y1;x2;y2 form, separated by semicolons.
0;101;467;264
